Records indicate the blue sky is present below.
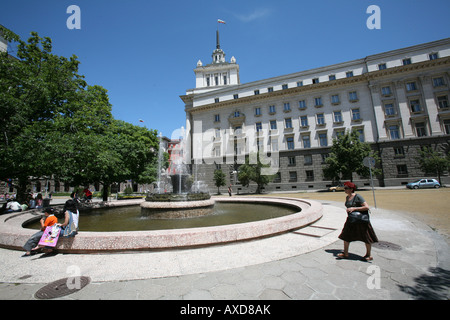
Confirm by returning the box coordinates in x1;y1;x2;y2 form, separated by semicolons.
1;0;449;138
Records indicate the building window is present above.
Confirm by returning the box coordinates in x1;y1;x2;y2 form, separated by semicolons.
271;139;279;152
269;105;276;114
288;156;296;166
378;63;387;70
433;77;445;87
234;111;240;117
410;99;422;113
304;155;313;165
443;119;450;134
297;81;303;87
256;122;262;132
300;116;308;127
214;114;220;122
215;76;219;86
316;113;325;125
384;103;396;116
429;53;439;60
257;138;264;152
389;125;400;140
306;170;314;181
381;86;392;96
298;100;307;109
321;153;329;164
283;103;291;112
314;97;323;107
270;120;277;130
302;135;311;148
437;96;449;109
312;78;319;84
335;129;345;138
352;108;361;121
289;171;297;182
206;77;210;86
254;89;260;95
215;128;221;138
349;91;358;102
415;122;427;137
223;75;227;85
282;84;288;90
286;136;295;150
397;165;408;176
346;71;354;78
406;82;417;92
319;133;328;147
394;146;405;157
268;87;274;93
403;58;412;65
357;129;365;142
329;74;336;81
333;111;343;123
255;107;261;116
285;118;292;129
331;94;340;104
215;98;220;103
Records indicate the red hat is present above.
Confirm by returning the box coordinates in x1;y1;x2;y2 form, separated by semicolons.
344;181;356;191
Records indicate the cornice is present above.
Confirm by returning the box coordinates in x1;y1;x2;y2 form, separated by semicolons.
186;57;450;115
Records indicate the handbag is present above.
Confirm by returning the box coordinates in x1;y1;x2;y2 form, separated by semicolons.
348;210;370;223
347;195;370;224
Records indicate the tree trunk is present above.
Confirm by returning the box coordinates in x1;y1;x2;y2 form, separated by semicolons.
102;183;109;202
16;177;29;203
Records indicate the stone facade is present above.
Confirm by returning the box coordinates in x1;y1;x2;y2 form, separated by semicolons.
182;36;450;192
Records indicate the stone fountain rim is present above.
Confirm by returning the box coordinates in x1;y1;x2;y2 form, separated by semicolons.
0;196;323;253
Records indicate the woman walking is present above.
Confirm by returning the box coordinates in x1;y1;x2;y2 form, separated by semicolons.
338;181;378;261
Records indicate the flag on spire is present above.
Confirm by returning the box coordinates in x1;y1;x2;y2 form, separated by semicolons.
217;19;226;24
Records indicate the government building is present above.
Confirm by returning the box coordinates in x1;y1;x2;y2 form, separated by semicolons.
181;33;450;192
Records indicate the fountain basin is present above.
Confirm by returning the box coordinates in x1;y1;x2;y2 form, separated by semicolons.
0;197;323;253
141;197;215;219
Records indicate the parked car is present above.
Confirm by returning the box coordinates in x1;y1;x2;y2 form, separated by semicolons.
328;184;345;192
406;179;440;189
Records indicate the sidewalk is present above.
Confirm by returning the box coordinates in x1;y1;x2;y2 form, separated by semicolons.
0;200;448;300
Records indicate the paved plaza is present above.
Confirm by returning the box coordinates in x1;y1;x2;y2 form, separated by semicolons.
0;196;449;301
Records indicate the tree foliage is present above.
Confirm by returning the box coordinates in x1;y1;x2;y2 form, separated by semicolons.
322;129;380;182
213;169;226;194
0;28;159;201
237;152;273;194
417;145;450;185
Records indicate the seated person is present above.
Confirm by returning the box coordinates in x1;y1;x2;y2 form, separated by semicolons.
5;199;22;213
22;208;58;257
83;188;92;201
35;193;43;208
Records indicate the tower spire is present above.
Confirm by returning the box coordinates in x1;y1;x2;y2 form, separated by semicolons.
216;29;220;49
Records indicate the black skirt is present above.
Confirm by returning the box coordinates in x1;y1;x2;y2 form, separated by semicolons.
338;219;378;244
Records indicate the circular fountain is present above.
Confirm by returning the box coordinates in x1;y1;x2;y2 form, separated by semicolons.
0;128;324;253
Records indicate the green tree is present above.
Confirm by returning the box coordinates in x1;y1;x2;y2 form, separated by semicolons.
213;169;226;194
0;30;87;201
237;152;273;194
0;28;160;201
417;146;450;185
323;129;380;182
